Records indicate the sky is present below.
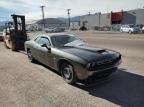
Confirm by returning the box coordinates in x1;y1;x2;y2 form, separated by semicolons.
0;0;144;21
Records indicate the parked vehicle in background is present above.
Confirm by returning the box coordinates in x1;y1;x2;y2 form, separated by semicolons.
45;27;54;33
135;24;144;33
45;27;65;33
25;33;122;84
101;26;111;31
142;26;144;33
79;26;87;31
120;24;140;34
54;27;65;32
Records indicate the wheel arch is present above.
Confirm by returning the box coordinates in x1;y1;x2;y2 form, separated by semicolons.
57;58;74;71
58;58;77;84
26;47;30;53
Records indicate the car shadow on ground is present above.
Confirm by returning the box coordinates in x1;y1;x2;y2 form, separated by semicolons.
33;61;61;76
74;69;144;107
31;60;144;107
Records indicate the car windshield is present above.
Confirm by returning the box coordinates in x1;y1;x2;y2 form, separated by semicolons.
51;35;85;48
129;25;135;28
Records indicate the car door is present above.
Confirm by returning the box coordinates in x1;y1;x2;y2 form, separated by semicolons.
125;25;129;32
122;25;126;32
31;36;41;59
35;36;52;66
121;25;124;32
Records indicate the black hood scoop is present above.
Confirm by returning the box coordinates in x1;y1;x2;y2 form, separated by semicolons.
75;46;107;54
61;45;112;62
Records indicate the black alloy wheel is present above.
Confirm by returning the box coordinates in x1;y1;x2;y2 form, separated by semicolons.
61;63;76;84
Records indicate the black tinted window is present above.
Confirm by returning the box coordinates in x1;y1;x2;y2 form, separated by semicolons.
51;35;78;47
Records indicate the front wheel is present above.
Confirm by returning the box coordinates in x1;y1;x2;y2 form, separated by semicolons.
120;29;123;33
60;63;77;84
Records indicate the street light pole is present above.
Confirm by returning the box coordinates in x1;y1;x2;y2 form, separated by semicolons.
40;5;45;29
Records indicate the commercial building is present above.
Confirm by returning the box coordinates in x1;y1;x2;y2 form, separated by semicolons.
80;13;111;30
80;8;144;31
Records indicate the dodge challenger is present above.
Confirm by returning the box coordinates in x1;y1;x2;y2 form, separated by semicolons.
25;33;121;84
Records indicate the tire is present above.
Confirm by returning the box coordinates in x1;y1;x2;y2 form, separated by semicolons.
128;30;132;34
60;63;77;84
27;49;35;62
4;41;9;49
10;40;17;51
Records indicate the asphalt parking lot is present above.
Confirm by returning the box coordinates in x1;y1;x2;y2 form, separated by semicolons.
0;31;144;107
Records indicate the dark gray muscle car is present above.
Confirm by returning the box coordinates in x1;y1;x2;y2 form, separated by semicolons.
25;33;121;84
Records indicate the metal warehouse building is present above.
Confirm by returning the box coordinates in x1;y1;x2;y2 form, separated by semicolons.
80;9;144;31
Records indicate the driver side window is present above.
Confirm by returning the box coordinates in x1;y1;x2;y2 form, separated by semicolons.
35;37;51;46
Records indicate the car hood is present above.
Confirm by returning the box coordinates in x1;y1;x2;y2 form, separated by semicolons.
60;45;119;62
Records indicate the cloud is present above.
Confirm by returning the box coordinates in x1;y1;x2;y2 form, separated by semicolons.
0;0;144;21
0;1;16;9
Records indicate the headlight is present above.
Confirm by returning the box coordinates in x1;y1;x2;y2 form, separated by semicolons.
86;62;96;70
117;54;121;60
131;29;134;31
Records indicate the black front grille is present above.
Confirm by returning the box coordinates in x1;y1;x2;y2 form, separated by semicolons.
89;56;121;71
97;59;113;65
88;67;117;79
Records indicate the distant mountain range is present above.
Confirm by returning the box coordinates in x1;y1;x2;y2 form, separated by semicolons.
0;21;8;26
58;16;80;23
36;18;66;24
0;16;80;26
35;16;80;24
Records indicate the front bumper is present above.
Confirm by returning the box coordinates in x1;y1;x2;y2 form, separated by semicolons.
75;59;122;80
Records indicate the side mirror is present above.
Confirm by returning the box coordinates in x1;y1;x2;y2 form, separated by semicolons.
41;44;51;52
41;44;47;47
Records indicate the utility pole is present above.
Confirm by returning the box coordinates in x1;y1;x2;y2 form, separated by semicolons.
98;12;101;30
67;9;71;29
40;5;45;29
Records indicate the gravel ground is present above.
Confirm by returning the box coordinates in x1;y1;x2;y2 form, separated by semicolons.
0;31;144;107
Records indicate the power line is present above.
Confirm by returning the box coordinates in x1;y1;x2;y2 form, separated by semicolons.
40;5;45;28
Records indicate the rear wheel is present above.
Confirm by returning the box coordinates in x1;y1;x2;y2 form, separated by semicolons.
60;63;76;84
27;49;35;62
128;30;132;34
